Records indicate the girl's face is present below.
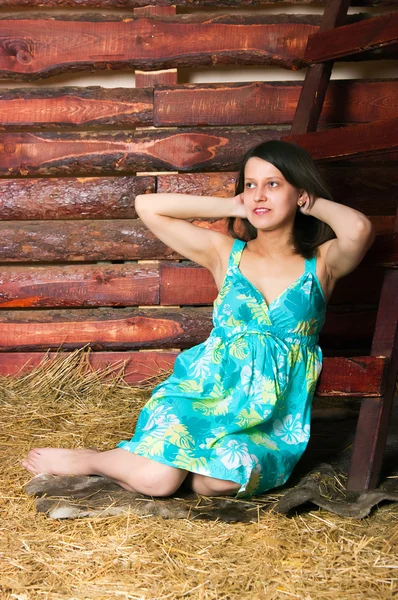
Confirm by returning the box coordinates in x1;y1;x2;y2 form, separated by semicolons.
242;157;304;229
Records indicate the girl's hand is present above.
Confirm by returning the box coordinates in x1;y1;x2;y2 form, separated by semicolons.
232;192;247;219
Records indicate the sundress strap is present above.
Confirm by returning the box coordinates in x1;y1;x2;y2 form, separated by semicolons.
227;238;245;271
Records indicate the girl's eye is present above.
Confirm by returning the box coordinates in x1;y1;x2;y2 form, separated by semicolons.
269;182;278;187
245;182;254;188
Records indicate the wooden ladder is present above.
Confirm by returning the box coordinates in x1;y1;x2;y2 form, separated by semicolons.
282;0;398;491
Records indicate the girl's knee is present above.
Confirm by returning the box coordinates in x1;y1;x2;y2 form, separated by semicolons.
130;464;186;497
192;474;240;496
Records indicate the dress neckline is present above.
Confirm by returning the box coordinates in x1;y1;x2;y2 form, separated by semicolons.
235;241;309;310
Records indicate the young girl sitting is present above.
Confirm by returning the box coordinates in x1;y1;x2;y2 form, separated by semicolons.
22;140;375;498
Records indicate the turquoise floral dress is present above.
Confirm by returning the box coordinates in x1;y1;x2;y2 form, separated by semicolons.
118;238;327;497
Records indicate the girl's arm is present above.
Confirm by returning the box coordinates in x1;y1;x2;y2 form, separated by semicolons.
136;193;244;219
134;193;244;272
301;196;376;280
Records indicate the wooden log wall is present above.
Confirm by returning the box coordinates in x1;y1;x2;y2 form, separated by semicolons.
0;1;397;396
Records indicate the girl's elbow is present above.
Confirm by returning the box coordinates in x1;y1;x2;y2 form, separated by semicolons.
354;217;375;241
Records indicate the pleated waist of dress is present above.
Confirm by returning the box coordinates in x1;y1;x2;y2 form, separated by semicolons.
210;324;319;348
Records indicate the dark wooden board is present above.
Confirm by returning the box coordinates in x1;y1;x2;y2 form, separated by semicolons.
0;14;391;80
283;118;398;161
305;12;398;62
0;350;386;397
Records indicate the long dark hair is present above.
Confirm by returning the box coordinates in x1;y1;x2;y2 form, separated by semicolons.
227;140;336;258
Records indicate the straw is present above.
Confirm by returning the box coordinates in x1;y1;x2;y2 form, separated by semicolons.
1;347;397;599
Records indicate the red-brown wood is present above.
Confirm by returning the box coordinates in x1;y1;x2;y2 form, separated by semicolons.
305;12;398;63
0;258;388;309
0;177;155;220
1;165;396;221
0;128;282;176
0;0;393;6
0;87;153;128
290;0;351;134
0;351;386;397
0;220;394;263
154;79;398;127
283;118;398;161
0;14;389;81
0;263;160;308
134;4;178;88
0;80;396;129
0;306;377;353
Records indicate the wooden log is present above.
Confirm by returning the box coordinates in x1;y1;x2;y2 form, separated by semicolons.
1;79;396;129
0;128;282;176
0;350;386;397
0;251;390;309
305;12;398;63
158;167;398;216
282;118;398;161
1;127;398;178
0;87;153;128
0;306;378;351
0;14;390;81
0;176;155;220
0;220;394;263
0;263;160;308
0;248;390;309
0;166;396;220
0;0;393;7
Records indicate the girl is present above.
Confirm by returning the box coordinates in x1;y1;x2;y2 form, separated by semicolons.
22;140;375;498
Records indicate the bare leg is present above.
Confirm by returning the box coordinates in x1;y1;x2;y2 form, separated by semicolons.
191;473;240;496
22;448;187;497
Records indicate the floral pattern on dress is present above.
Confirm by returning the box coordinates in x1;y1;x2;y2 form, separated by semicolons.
118;238;326;497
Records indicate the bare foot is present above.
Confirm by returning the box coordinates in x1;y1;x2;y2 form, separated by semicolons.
22;448;99;476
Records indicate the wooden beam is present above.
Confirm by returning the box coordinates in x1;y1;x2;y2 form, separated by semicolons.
305;12;398;63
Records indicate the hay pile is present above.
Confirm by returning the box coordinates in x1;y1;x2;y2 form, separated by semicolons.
1;348;397;599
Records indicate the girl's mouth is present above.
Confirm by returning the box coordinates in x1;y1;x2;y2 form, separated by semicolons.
253;208;271;215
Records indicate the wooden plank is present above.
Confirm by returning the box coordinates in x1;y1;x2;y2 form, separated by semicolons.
290;0;351;134
0;0;393;7
0;306;377;351
282;118;398;161
0;264;160;308
0;128;282;176
0;351;386;397
133;4;178;88
0;177;155;220
0;87;153;128
154;79;398;127
0;220;394;263
0;14;389;80
305;13;398;63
